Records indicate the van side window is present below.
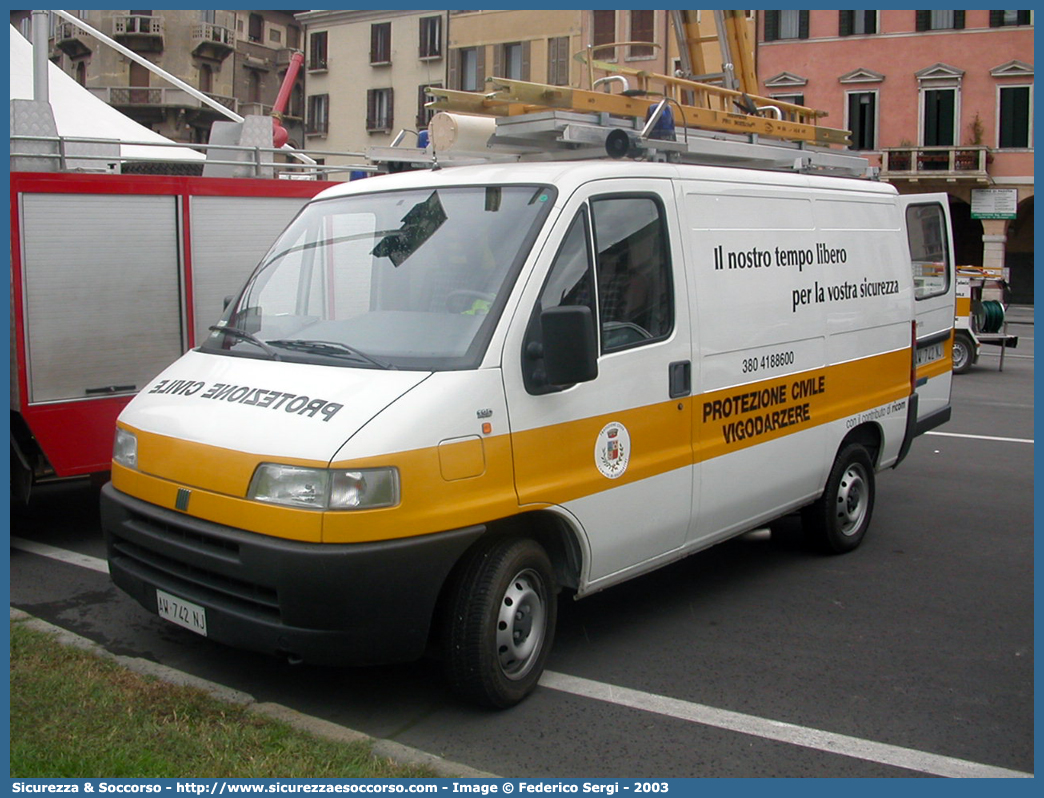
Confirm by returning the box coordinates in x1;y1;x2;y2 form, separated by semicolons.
591;196;673;351
906;203;951;300
523;210;595;394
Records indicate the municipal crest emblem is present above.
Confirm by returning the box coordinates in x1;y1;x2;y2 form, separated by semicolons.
595;422;631;479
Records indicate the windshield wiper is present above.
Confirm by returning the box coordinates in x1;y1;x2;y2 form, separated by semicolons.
266;339;395;370
208;325;281;360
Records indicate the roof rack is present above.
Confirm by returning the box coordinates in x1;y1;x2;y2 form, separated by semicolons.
370;66;873;180
370;108;875;180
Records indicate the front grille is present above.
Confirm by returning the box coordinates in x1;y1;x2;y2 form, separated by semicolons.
110;512;280;620
126;508;239;557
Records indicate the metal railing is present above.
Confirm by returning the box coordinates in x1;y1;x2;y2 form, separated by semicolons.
880;145;990;177
10;133;375;179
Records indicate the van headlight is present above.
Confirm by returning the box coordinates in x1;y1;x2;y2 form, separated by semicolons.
248;464;400;511
113;427;138;470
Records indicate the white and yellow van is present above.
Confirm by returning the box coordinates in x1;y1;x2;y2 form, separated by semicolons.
102;160;954;707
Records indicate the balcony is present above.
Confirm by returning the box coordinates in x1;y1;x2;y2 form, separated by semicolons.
191;23;234;61
113;14;164;52
880;146;991;182
54;20;92;59
91;86;236;114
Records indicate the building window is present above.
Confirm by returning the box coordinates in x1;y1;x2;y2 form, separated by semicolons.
417;83;441;128
548;36;570;86
496;42;529;81
839;11;877;36
367;88;394;132
628;10;654;58
772;93;806;121
915;10;965;31
371;22;391;65
764;10;810;41
454;46;484;91
592;10;616;59
847;91;877;150
990;10;1032;27
270;28;281;45
999;86;1031;148
307;94;329;135
419;16;442;59
248;13;263;43
309;31;328;70
923;88;957;146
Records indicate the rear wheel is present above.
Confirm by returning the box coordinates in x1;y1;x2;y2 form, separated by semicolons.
803;444;875;554
952;332;975;374
443;536;557;709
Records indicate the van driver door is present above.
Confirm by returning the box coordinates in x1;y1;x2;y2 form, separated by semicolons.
502;180;694;591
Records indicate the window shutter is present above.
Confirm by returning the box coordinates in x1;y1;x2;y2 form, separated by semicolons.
386;87;394;130
366;89;375;130
989;10;1004;27
839;10;853;36
798;10;810;39
370;25;378;62
764;10;780;42
493;45;502;78
864;11;877;34
449;48;459;89
1018;10;1031;24
522;40;531;82
953;11;965;29
476;46;486;87
915;10;929;31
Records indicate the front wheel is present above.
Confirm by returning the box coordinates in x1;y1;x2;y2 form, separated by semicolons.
952;332;975;374
803;444;876;554
443;536;557;709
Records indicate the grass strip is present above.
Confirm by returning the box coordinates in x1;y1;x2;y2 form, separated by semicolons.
10;621;435;779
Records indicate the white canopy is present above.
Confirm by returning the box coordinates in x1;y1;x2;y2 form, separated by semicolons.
9;25;203;162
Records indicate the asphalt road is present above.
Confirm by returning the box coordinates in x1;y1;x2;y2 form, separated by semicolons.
10;319;1034;778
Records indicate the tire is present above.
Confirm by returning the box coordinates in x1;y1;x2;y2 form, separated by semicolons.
952;333;975;375
803;444;875;554
443;536;557;709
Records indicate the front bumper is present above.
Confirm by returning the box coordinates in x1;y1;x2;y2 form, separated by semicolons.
101;482;484;666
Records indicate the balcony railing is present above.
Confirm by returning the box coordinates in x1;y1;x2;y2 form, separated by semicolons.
54;20;93;58
90;86;237;113
112;14;164;52
880;146;990;179
191;23;235;60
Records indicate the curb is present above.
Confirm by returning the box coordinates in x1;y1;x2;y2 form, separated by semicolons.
10;607;496;779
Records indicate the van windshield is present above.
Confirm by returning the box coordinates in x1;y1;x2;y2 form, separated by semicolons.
202;184;556;370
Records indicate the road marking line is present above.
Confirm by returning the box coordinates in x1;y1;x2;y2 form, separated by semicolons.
926;431;1033;445
11;536;109;574
13;536;1031;778
540;671;1032;778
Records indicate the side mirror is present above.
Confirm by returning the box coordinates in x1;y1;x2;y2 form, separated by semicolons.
541;305;598;387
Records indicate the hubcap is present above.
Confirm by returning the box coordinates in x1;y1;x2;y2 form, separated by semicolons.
835;463;869;536
954;341;970;371
496;569;547;680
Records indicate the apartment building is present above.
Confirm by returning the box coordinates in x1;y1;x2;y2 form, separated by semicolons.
13;10;306;148
757;9;1034;301
295;9;449;155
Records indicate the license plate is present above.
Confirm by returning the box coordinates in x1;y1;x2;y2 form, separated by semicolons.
157;589;208;637
917;342;944;366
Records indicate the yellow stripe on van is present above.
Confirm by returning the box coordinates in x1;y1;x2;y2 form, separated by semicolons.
113;348;915;546
697;349;911;462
